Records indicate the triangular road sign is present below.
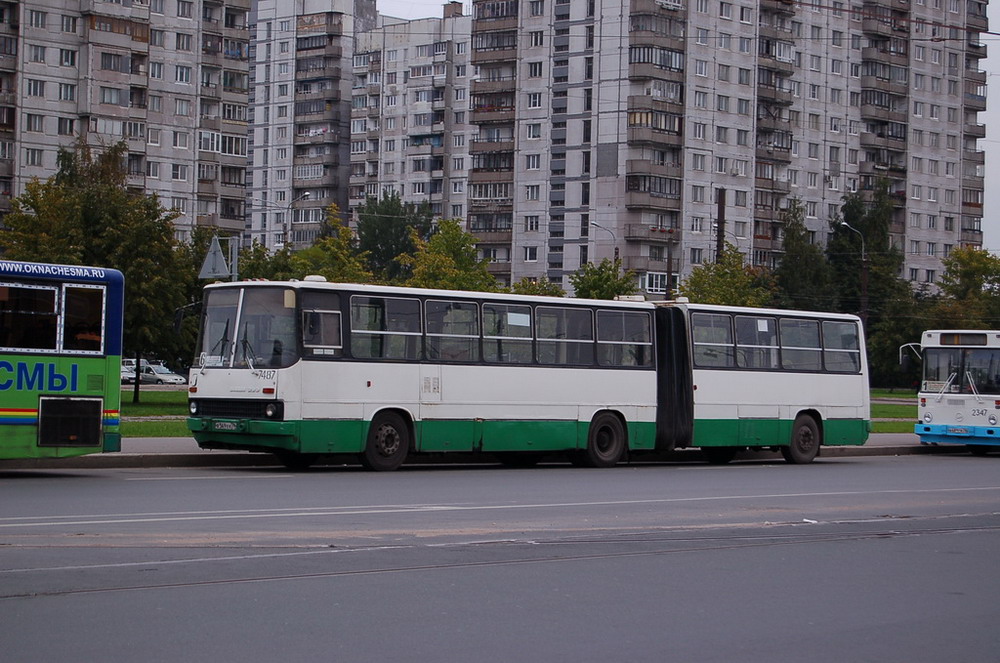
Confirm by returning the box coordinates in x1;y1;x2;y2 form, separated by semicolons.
199;235;231;279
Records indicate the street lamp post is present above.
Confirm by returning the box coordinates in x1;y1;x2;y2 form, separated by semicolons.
840;220;869;329
590;221;619;261
252;191;311;250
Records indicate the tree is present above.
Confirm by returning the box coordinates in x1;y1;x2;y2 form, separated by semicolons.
678;242;773;306
773;199;834;311
826;185;909;330
569;258;637;300
290;220;373;284
398;218;497;291
0;140;185;401
355;192;433;282
509;277;565;297
929;247;1000;329
237;241;296;281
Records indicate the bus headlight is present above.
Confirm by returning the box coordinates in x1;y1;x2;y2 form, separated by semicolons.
990;415;998;426
188;400;199;416
923;412;933;423
265;403;280;418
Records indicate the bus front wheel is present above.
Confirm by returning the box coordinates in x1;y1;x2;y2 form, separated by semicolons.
782;415;820;464
361;412;409;471
582;413;625;468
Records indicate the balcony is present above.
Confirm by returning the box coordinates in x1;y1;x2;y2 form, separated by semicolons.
624;224;680;243
470;138;515;154
471;77;516;94
861;46;908;66
860;76;907;97
627;62;685;83
624;191;681;210
859;104;907;123
470;106;516;123
964;123;986;139
754;177;791;194
626;126;683;147
472;15;518;32
626;159;683;179
623;255;672;274
469;229;513;244
471;47;518;66
860;131;906;151
760;0;797;15
967;13;988;33
757;84;793;106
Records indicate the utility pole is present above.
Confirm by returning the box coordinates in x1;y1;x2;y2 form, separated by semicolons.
715;187;726;262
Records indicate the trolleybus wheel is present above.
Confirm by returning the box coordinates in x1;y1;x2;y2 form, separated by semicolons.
781;415;820;464
703;446;738;465
274;450;319;471
583;412;625;468
968;444;990;456
361;412;409;471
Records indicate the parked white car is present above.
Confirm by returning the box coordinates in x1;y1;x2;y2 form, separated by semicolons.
139;364;187;385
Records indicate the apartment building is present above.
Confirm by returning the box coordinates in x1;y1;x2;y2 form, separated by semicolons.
248;0;375;251
5;0;253;241
0;0;987;295
347;3;472;246
460;0;987;294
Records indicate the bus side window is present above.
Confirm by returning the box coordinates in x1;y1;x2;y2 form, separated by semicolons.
536;306;594;366
735;315;777;369
483;304;533;364
350;296;422;360
0;284;58;351
426;300;479;362
63;286;105;353
301;291;342;357
822;320;861;373
779;319;822;371
691;313;734;368
597;309;653;367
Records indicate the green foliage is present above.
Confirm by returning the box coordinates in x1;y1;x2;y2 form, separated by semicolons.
678;242;773;306
509;277;565;297
773;199;833;311
399;218;498;291
290;223;373;284
355;192;433;282
238;241;295;281
0;140;185;398
569;258;637;300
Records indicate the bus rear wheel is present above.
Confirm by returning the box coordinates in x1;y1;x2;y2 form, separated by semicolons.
782;415;820;464
582;412;625;468
361;412;409;471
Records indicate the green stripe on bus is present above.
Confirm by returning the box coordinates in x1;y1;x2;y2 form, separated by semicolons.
693;418;870;448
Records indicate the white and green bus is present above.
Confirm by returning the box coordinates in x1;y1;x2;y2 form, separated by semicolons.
187;279;869;470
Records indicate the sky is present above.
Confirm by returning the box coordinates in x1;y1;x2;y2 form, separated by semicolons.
375;1;1000;254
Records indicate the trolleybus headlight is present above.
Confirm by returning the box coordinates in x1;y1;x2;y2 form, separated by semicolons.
188;401;199;416
265;403;280;418
990;415;998;426
923;412;933;423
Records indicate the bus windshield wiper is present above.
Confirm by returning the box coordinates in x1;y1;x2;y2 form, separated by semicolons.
966;370;983;403
240;326;256;372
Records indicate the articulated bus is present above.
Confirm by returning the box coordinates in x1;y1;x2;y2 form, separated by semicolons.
0;260;124;460
187;279;869;470
912;330;1000;454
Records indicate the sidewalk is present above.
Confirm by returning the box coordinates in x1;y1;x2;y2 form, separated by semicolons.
2;432;966;470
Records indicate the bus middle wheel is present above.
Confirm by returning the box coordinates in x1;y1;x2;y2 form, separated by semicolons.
782;414;820;464
361;412;409;471
582;412;625;468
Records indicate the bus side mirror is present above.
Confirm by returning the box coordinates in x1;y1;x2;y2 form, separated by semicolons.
900;354;912;372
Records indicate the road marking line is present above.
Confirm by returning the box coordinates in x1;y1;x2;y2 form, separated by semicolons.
1;486;999;529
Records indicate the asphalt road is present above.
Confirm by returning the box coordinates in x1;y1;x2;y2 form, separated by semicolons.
2;454;999;662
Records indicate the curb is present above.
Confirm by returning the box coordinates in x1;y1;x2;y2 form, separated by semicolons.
1;443;967;470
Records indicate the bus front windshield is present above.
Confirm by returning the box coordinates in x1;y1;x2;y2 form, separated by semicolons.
198;287;299;369
923;348;1000;395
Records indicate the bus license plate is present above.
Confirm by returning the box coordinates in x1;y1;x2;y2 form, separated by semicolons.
947;427;970;435
213;421;238;431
